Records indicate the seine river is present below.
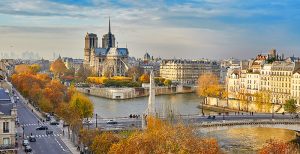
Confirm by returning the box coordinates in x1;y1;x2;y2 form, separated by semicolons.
89;93;298;153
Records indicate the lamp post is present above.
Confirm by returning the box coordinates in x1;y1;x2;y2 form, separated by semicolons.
95;114;98;128
202;98;204;116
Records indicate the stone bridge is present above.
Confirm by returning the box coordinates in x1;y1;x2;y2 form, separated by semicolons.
194;119;300;133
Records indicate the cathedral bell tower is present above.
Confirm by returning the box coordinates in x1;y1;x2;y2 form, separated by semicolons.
84;33;98;65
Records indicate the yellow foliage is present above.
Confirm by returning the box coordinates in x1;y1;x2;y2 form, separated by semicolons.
197;73;222;97
139;74;150;83
111;76;132;81
109;116;221;154
87;77;108;84
69;92;94;119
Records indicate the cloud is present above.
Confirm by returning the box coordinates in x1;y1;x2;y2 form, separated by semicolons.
0;0;300;59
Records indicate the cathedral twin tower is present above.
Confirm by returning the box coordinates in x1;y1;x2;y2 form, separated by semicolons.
84;18;129;77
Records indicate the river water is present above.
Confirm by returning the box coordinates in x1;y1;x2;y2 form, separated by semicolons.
89;93;299;153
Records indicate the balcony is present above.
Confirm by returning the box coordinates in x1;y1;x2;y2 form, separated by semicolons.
0;144;16;151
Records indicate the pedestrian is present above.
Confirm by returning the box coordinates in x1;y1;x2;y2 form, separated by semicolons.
63;129;65;136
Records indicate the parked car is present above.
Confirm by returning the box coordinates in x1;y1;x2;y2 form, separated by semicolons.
16;96;19;100
25;145;32;152
29;135;36;142
106;120;118;125
22;139;29;146
50;121;59;125
36;125;48;130
46;130;53;135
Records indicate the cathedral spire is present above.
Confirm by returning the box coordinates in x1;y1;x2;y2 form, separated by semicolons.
108;16;111;34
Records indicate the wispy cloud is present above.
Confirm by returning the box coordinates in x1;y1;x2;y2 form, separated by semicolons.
0;0;300;59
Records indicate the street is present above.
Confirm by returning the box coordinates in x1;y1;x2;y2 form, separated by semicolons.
15;90;71;154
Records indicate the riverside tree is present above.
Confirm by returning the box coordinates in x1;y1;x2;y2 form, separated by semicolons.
284;99;297;114
197;73;222;104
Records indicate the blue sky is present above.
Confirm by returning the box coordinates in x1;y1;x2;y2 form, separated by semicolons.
0;0;300;59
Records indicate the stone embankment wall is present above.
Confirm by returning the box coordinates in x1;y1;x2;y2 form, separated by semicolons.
206;97;283;113
77;85;194;99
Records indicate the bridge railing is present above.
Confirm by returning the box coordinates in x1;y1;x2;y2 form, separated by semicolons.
194;118;300;127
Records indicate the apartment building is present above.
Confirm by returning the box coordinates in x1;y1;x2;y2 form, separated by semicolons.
0;88;17;153
160;59;220;85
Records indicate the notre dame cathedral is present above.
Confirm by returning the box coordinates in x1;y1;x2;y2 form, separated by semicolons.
84;18;129;77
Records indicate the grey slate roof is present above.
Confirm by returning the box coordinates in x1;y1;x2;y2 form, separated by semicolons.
0;89;13;115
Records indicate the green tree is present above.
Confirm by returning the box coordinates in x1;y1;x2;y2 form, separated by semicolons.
284;99;297;114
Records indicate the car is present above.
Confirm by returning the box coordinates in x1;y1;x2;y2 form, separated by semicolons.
25;145;32;152
106;120;118;125
83;120;93;125
46;116;51;121
36;125;48;130
22;139;29;146
16;96;19;100
50;121;59;125
29;136;36;142
46;130;53;135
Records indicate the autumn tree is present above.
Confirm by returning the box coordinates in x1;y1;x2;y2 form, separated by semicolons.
69;92;94;119
38;96;53;113
43;80;66;109
237;90;251;111
139;73;150;83
30;64;41;73
253;90;272;112
284;99;297;114
14;64;33;74
259;139;298;154
164;79;172;87
79;128;101;150
109;116;221;154
197;73;221;104
91;132;120;154
50;58;67;78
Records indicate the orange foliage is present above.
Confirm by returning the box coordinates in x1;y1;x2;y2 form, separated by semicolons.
197;72;222;97
259;139;298;154
91;132;120;154
43;80;66;108
50;58;67;77
14;64;41;74
109;116;221;154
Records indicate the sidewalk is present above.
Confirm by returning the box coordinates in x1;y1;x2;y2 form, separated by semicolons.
15;89;79;154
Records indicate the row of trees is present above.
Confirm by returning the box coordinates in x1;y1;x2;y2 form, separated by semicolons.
12;64;94;139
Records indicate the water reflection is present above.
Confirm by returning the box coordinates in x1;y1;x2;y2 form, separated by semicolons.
203;128;297;153
89;93;216;118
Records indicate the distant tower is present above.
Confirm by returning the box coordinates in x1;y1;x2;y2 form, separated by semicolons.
102;17;116;49
84;33;98;65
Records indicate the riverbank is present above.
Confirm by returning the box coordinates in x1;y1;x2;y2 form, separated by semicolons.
77;85;195;100
197;104;245;113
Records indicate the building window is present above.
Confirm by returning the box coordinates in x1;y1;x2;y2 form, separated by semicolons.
3;138;10;145
3;122;9;133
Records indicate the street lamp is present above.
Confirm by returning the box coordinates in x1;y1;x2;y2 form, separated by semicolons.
202;99;204;116
96;114;98;128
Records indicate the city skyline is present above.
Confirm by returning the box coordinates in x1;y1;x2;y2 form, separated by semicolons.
1;0;300;59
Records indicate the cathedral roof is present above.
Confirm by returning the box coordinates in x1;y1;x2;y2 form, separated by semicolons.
94;48;107;56
107;47;128;57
